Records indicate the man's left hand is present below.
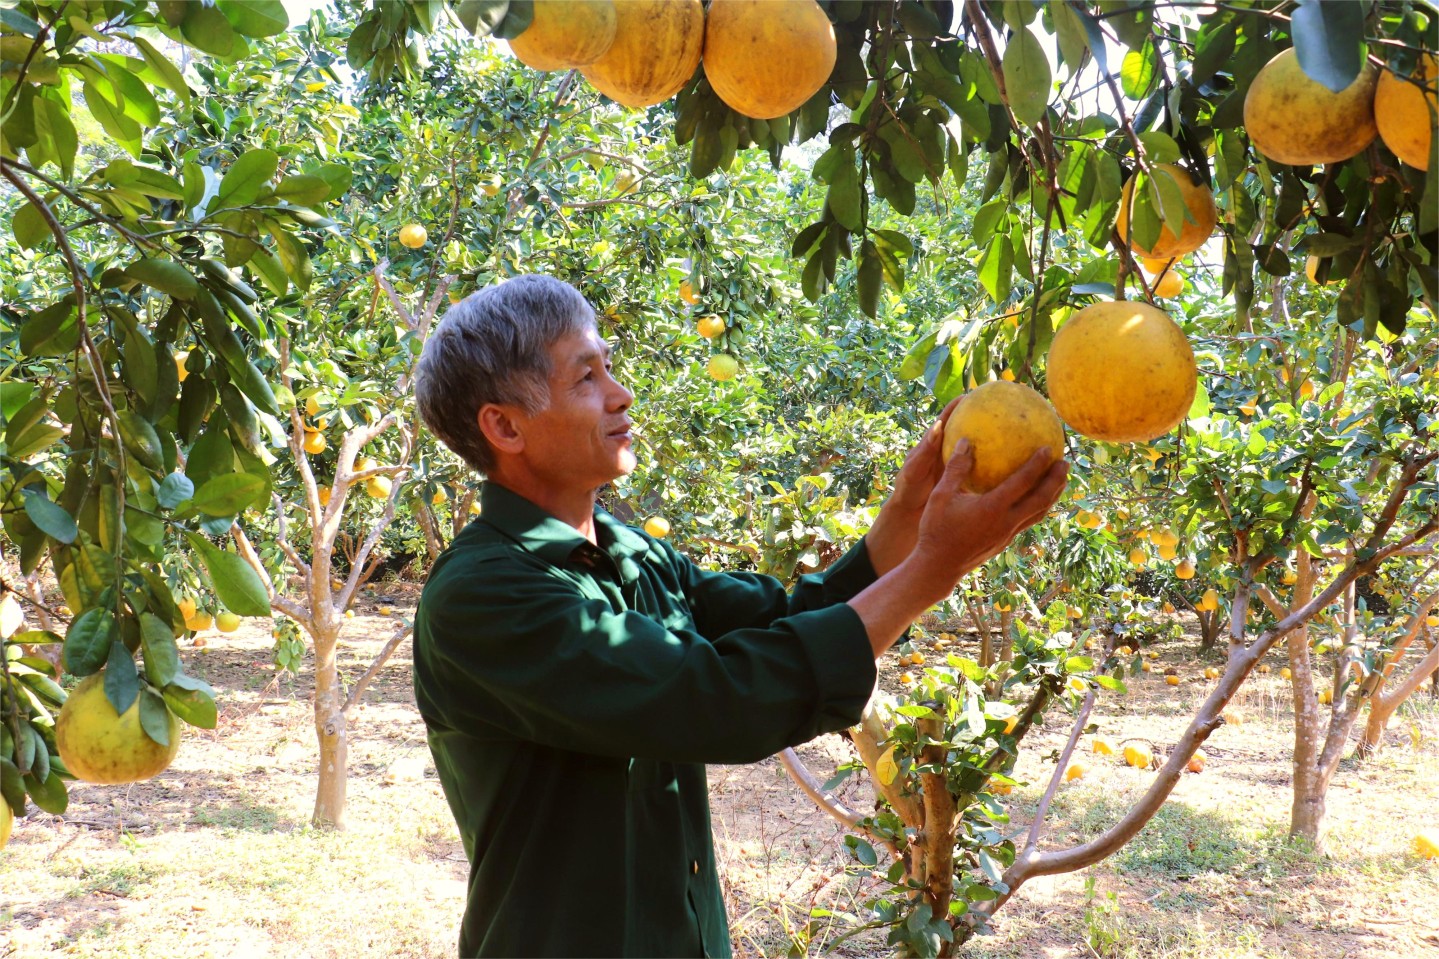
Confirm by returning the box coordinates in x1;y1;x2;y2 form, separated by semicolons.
866;397;961;576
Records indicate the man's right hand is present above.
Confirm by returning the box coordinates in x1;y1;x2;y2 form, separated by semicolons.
847;439;1069;658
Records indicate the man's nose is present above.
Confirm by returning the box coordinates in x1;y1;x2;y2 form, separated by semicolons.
608;374;633;410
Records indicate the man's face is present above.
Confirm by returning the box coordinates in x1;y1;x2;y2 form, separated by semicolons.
519;326;637;488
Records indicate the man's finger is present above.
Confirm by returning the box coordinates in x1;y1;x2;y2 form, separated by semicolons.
1011;460;1071;526
989;446;1062;503
940;437;974;490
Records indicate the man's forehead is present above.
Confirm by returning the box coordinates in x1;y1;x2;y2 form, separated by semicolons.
551;328;611;365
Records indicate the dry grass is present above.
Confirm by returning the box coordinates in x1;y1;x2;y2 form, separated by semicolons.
3;603;1437;958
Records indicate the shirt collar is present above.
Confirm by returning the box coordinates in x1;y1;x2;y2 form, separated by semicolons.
477;481;650;572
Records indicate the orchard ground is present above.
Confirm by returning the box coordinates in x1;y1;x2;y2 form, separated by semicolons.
3;590;1437;959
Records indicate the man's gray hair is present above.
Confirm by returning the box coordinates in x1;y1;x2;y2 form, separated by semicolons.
415;274;596;474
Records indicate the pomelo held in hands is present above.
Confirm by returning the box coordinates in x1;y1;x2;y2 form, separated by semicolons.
1046;301;1197;444
940;380;1065;494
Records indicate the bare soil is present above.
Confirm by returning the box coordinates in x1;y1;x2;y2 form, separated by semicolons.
3;591;1437;959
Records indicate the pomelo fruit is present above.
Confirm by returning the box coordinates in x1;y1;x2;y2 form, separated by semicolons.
1244;48;1378;165
702;0;836;120
1375;53;1437;169
939;380;1065;494
580;0;704;109
507;0;617;72
56;673;181;784
398;223;427;248
1115;164;1217;260
1045;300;1197;443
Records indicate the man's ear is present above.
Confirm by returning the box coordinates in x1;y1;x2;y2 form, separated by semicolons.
478;404;525;455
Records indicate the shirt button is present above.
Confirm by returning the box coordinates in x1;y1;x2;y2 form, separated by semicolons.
691;860;699;875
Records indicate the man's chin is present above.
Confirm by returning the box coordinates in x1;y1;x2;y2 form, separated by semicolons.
616;448;638;475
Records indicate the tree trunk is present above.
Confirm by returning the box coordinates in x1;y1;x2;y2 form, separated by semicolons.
311;624;349;829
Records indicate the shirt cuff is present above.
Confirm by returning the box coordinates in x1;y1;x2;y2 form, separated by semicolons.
809;538;880;604
787;603;877;736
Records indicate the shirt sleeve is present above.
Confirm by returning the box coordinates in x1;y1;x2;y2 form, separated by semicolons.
666;537;882;641
417;550;877;766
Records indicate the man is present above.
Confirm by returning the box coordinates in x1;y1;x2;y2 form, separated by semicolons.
412;274;1068;958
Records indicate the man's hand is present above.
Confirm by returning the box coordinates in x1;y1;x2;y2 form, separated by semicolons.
848;440;1069;658
908;439;1070;595
866;397;961;576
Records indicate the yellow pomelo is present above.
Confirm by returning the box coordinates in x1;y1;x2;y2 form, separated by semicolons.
1153;269;1184;299
365;475;393;499
1175;559;1196;580
703;0;836;120
1123;743;1153;768
1375;54;1437;169
398;223;428;248
302;430;327;455
1415;829;1439;860
0;798;11;848
1045;301;1197;443
56;673;181;784
1064;760;1087;781
580;0;704;109
707;354;739;381
697;314;725;339
940;380;1065;494
1115;164;1217;259
507;0;617;72
1092;736;1116;756
1244;48;1378;165
174;351;189;383
216;611;241;632
643;515;670;538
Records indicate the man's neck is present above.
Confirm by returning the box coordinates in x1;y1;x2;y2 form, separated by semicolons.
487;469;601;544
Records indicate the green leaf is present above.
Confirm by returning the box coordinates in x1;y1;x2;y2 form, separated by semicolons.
124;258;199;300
1050;1;1089;75
157;472;195;509
181;2;237;58
978;234;1014;304
104;638;140;715
274;174;331;206
21;489;76;543
265;222;314;292
31;95;78;179
453;0;511;37
1002;26;1050;127
138;688;174;747
826;149;862;231
857;241;882;318
23;767;68;815
140;613;181;687
163;681;217;729
184;533;271;616
82;80;141;155
191;472;268;516
1188;381;1211;419
12;199;52;250
1290;0;1366;93
217;148;279;206
1137;131;1181;165
217;0;289;37
1121;40;1159;99
63;608;116;676
106;160;185;200
131;35;191;106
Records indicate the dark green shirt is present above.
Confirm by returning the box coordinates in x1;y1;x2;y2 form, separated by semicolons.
413;482;879;958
